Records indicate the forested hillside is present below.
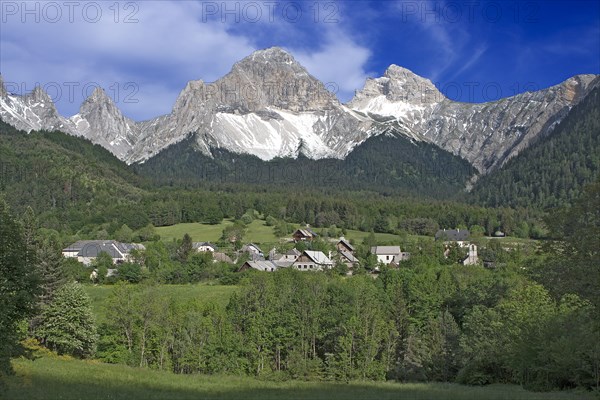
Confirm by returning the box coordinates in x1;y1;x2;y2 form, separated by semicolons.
472;81;600;209
0;120;541;238
0;120;146;231
134;131;476;200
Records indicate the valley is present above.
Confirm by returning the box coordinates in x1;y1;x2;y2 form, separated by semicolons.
1;7;599;398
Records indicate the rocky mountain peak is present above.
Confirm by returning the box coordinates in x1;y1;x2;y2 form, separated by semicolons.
172;80;207;112
348;64;443;112
26;86;54;104
0;75;7;98
382;64;443;103
79;87;120;116
246;46;295;63
219;47;338;112
70;86;139;160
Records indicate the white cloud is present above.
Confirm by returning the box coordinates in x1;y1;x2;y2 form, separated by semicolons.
292;30;372;103
0;1;372;119
0;2;257;120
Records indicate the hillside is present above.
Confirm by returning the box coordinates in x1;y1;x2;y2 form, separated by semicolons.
472;81;600;209
0;120;146;231
134;131;476;200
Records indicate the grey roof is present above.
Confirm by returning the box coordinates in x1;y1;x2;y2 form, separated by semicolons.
370;246;401;255
435;229;470;242
242;243;263;253
340;250;359;263
192;242;218;250
64;240;143;259
63;240;98;252
120;243;146;252
242;260;278;272
286;248;301;256
338;238;354;251
303;250;333;265
294;229;317;238
79;241;124;259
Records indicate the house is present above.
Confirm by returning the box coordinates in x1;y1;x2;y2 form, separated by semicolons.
292;227;318;242
370;246;410;265
192;242;218;252
435;229;470;246
436;229;479;265
270;248;301;263
293;250;333;271
238;260;278;272
336;238;354;253
462;243;478;265
338;250;360;270
333;238;359;271
62;240;145;266
240;243;264;260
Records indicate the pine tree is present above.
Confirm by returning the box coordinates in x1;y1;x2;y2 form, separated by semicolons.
0;200;40;377
29;234;67;333
177;233;193;262
37;282;97;358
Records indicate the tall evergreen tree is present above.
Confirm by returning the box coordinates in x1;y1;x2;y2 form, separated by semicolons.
177;233;193;263
37;282;97;358
0;199;40;378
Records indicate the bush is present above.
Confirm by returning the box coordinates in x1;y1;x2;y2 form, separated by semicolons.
240;214;254;225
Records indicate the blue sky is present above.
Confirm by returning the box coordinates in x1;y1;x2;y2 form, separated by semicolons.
1;0;598;121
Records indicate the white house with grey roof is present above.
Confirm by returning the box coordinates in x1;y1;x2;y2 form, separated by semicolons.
435;229;479;265
192;242;218;252
293;250;333;271
62;240;145;266
370;246;410;265
241;243;264;260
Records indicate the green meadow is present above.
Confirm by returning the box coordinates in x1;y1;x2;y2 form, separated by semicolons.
156;219;279;243
155;219;433;246
5;357;593;400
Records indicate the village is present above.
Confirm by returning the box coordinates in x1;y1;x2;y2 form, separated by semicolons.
61;226;482;280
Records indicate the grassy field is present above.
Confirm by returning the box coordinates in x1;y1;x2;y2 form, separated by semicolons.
84;284;239;322
5;357;593;400
156;220;432;247
156;220;235;242
156;219;280;244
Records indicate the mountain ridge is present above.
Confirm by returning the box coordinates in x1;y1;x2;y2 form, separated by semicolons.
0;47;597;175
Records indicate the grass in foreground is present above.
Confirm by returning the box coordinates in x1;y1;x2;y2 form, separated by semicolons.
4;357;594;400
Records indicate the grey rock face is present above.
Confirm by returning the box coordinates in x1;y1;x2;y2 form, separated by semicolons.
0;76;7;98
0;83;73;134
0;48;597;175
69;88;141;160
350;69;597;173
127;47;375;163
